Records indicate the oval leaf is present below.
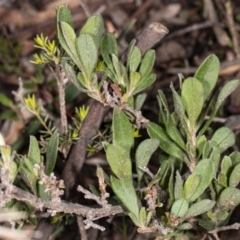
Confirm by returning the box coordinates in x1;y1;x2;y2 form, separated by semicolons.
184;174;201;201
147;122;183;160
45;133;59;176
106;144;132;179
185;199;215;218
211;127;235;153
76;34;98;79
28;136;41;164
111;176;139;218
113;109;134;153
229;163;240;187
80;14;104;49
194;54;220;100
189;159;214;202
181;77;204;126
218;187;240;210
171;198;189;217
136;139;159;184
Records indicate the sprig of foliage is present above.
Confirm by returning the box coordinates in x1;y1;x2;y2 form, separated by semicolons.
1;5;240;239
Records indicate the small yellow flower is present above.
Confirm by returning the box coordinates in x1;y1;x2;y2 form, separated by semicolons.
75;105;89;121
46;40;56;57
87;144;97;153
34;33;47;48
96;60;106;72
71;129;78;138
30;53;48;65
24;94;40;113
133;128;141;138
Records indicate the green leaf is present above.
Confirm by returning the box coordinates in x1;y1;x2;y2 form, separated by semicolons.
158;160;171;188
126;39;137;69
111;54;126;86
169;164;175;202
62;60;87;92
166;116;186;150
177;223;192;230
198;80;239;137
37;181;50;200
101;33;118;80
157;90;170;124
218;187;240;210
0;93;14;108
220;156;232;175
147;122;183;160
129;46;141;72
170;83;187;131
202;140;217;159
171;198;189;217
76;34;98;79
230;151;240;167
106;144;132;179
80;14;104;49
113;109;134;153
194;54;220;100
111;176;139;218
211;127;235;153
174;171;184;200
198;219;215;231
184;174;201;201
45;133;59;175
58;22;81;70
135;93;147;111
57;5;73;26
229;163;240;187
129;71;141;91
181;77;204;126
196;135;207;156
185;200;215;218
216;80;239;110
136;139;159;184
210;147;221;176
139;49;155;80
77;72;89;89
20;158;37;195
189;159;214;202
132;73;156;95
28;136;41;164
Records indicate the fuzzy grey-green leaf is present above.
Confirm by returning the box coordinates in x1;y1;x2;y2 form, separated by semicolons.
147;122;183;160
76;34;98;79
136;139;159;184
113;109;134;153
189;159;214;202
132;73;156;95
106;144;132;179
139;49;155;80
218;187;240;210
194;54;220;100
184;174;201;201
181;77;204;126
216;79;239;110
59;22;81;70
129;46;141;72
80;14;104;49
28;136;41;164
185;199;215;218
45;133;59;176
212;127;235;153
111;176;139;218
229;163;240;187
174;171;184;200
171;198;189;217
